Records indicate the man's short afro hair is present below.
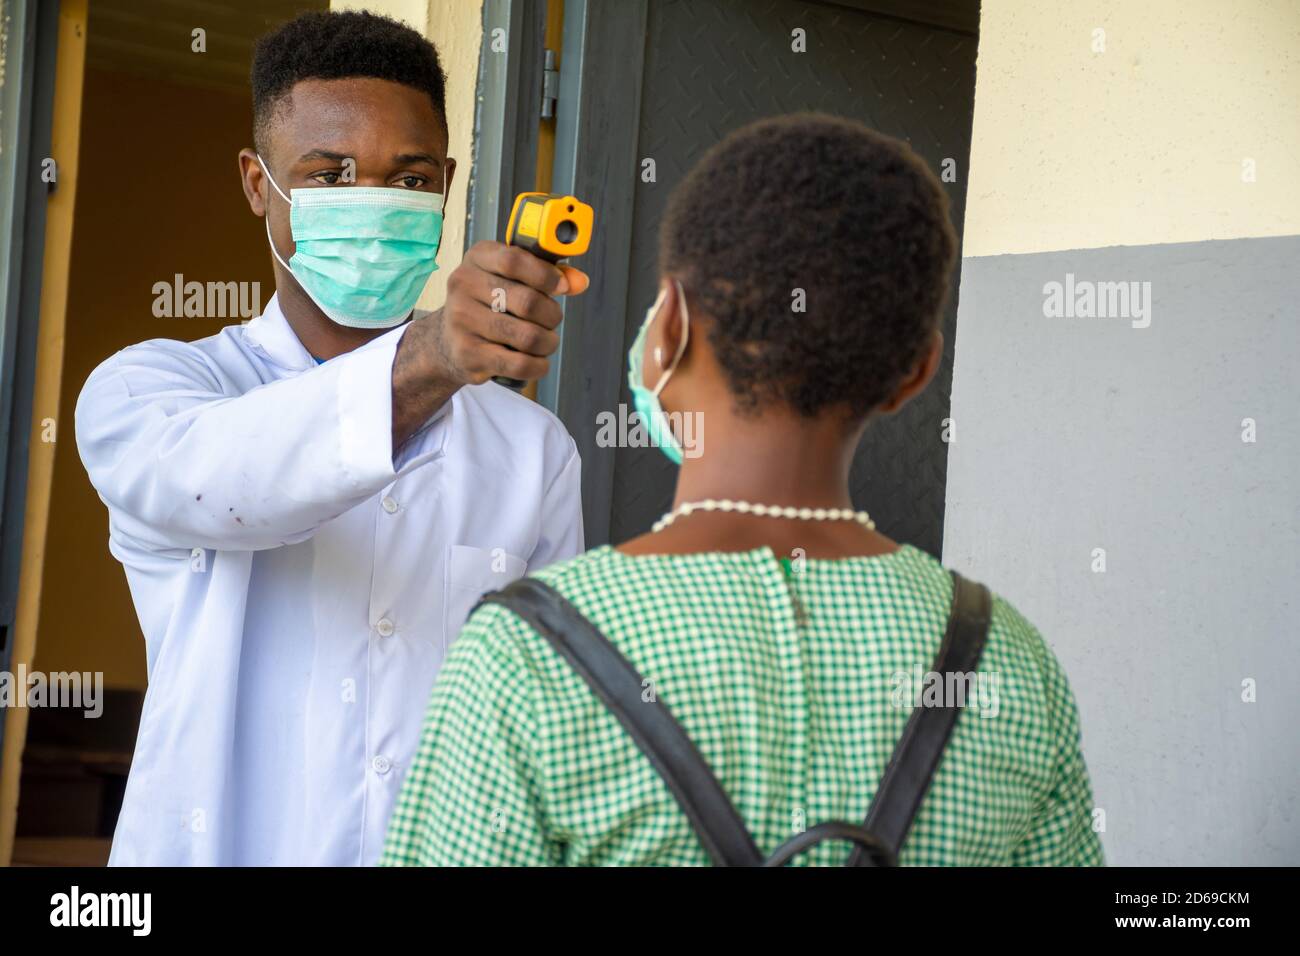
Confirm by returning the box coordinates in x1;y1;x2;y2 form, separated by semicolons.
251;10;447;153
659;113;957;419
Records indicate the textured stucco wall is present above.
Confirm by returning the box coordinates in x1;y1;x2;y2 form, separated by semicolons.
947;0;1300;864
963;0;1300;257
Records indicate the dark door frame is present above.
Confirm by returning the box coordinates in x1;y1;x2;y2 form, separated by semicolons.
541;0;650;545
466;0;549;249
0;0;61;760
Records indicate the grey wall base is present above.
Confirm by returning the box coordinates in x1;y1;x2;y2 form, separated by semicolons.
944;233;1300;865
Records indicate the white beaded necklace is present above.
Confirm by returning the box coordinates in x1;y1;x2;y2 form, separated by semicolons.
651;499;875;534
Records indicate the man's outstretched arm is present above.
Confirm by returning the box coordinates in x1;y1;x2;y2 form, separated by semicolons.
391;240;586;447
76;241;584;554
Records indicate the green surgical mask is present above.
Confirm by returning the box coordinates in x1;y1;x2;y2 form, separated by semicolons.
627;281;690;465
258;154;444;329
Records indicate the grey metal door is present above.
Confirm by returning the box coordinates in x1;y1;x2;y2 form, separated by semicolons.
547;0;978;554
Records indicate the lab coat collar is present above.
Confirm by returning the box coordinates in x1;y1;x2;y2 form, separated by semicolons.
242;293;316;374
242;292;450;449
242;293;421;375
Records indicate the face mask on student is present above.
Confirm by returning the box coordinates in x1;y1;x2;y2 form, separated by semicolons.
627;280;690;465
258;155;444;329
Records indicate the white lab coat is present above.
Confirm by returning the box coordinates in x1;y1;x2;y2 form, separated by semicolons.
74;293;583;866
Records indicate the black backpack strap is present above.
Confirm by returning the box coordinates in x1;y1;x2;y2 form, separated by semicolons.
476;577;764;867
845;570;993;866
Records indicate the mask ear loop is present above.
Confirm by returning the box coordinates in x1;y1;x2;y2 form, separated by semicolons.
256;152;293;204
650;279;690;397
433;161;447;261
256;153;295;275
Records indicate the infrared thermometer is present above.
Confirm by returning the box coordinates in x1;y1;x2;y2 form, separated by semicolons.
494;192;594;388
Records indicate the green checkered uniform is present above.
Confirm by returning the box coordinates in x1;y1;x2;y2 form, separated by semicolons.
382;544;1104;866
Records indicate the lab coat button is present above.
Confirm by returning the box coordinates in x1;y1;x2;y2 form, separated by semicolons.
381;495;399;514
372;755;392;775
376;617;395;637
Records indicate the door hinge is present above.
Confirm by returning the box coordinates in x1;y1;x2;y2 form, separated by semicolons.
541;49;559;119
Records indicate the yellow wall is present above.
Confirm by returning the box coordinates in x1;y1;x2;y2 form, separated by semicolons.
333;0;485;310
964;0;1300;256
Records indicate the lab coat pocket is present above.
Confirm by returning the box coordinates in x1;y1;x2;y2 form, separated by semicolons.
444;544;528;651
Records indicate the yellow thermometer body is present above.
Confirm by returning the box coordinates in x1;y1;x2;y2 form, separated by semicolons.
506;192;594;263
495;192;594;388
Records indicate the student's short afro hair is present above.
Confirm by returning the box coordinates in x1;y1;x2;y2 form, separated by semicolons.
251;10;447;153
659;113;957;419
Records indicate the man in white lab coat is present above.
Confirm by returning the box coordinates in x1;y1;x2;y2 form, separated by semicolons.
74;11;586;865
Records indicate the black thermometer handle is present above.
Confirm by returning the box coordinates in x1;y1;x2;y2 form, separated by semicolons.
492;246;562;390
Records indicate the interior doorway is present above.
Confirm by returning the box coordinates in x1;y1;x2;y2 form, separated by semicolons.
10;0;324;868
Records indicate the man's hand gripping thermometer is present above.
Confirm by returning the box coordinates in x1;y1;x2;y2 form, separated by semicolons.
494;192;594;389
